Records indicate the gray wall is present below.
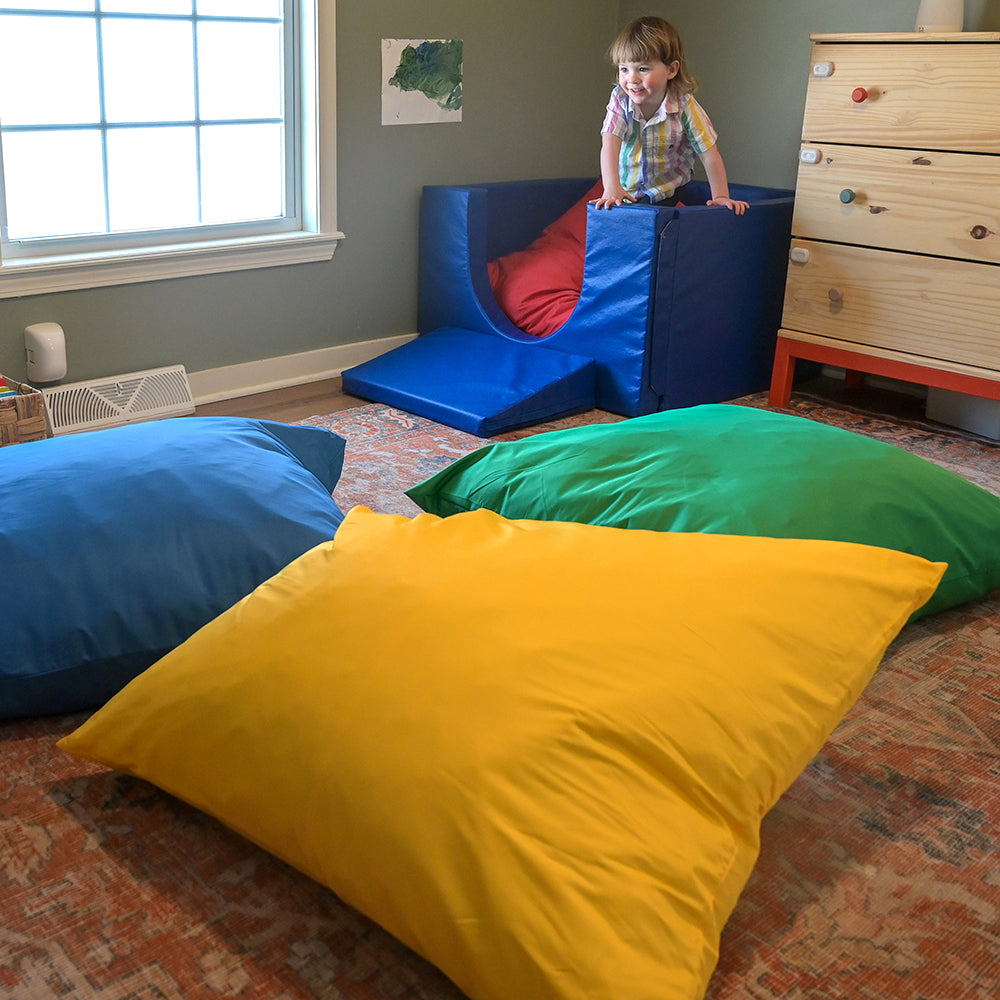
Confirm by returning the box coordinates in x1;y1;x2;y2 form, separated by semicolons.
2;0;998;387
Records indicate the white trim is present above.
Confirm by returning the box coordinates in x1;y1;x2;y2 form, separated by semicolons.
0;231;343;298
187;333;416;405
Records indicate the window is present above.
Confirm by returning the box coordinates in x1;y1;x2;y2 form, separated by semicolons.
0;0;339;297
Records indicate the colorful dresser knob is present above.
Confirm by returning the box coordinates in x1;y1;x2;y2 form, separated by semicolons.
851;87;869;103
828;288;844;303
840;188;856;204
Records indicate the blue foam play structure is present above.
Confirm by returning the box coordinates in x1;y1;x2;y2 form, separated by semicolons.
342;177;794;436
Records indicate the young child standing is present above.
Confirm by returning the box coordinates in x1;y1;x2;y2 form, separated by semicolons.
592;16;748;213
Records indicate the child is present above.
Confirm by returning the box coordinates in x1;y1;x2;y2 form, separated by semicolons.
592;16;748;214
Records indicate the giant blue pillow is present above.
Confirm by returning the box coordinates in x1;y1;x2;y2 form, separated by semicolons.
0;417;345;720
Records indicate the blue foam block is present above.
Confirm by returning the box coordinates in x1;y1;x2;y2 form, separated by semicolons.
342;328;596;437
418;179;795;417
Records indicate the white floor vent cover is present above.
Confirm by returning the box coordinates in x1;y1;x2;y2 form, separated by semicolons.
42;364;195;435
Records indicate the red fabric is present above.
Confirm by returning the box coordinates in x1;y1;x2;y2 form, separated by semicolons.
487;181;602;338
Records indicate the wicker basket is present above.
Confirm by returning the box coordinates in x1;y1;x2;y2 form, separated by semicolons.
0;376;52;447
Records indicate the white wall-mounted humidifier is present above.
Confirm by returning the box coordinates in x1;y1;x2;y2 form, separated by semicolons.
24;322;68;383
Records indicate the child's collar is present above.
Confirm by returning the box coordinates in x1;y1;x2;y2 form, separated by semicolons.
631;90;681;123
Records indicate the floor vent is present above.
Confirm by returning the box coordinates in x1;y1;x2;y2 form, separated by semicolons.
42;364;195;435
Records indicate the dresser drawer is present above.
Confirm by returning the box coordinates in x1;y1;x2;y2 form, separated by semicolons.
782;240;1000;370
792;143;1000;263
803;43;1000;153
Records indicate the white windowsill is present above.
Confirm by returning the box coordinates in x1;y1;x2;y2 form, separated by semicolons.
0;228;345;298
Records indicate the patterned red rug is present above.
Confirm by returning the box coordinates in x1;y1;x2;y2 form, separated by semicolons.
297;404;625;516
3;395;1000;1000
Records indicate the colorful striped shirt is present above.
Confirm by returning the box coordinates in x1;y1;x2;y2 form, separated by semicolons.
601;86;718;203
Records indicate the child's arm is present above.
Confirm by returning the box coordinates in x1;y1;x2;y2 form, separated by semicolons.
699;146;749;215
591;133;632;209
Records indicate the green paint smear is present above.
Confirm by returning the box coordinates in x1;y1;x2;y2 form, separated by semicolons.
390;40;463;112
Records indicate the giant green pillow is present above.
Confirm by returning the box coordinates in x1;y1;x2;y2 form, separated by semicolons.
407;404;1000;619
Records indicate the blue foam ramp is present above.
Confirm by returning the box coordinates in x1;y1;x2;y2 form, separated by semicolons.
341;328;596;437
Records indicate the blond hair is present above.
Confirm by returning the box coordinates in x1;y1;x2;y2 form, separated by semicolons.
609;16;697;95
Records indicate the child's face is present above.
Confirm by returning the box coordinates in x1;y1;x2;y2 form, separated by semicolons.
617;59;679;115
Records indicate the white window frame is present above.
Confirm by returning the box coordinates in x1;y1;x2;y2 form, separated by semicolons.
0;0;340;299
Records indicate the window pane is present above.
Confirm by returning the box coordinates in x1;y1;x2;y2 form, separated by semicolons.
197;1;280;17
197;21;282;120
102;19;195;123
200;123;283;223
0;0;306;270
0;16;100;126
2;1;93;10
2;130;105;239
101;1;193;12
106;126;199;230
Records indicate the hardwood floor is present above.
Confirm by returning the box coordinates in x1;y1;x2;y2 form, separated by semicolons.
194;374;927;424
194;377;365;422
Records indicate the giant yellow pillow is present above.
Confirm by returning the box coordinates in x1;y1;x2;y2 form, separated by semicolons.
61;507;944;1000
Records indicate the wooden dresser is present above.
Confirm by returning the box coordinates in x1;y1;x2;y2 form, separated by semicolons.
769;32;1000;407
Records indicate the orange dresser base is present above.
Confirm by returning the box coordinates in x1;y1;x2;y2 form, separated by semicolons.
768;335;1000;408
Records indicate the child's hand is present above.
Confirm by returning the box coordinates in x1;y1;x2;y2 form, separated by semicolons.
707;197;749;215
590;186;633;210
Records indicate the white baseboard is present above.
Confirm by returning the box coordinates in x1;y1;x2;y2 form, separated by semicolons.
187;334;416;405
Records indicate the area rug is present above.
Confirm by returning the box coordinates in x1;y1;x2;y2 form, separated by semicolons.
297;404;624;515
2;393;999;1000
299;393;1000;514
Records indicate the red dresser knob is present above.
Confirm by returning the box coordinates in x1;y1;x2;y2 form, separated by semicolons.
851;87;869;103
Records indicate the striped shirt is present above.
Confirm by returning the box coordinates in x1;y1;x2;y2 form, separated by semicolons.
602;86;718;203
